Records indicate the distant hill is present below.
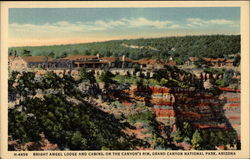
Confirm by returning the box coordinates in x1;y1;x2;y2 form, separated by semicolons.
9;35;240;60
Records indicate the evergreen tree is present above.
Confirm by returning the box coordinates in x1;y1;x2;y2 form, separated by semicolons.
191;130;203;150
172;129;183;143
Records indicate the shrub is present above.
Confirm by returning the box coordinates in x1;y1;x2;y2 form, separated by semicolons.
127;110;154;124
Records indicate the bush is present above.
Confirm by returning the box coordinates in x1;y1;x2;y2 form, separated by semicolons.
208;86;222;96
127;110;155;124
191;130;203;150
111;101;123;108
215;79;228;87
172;129;183;143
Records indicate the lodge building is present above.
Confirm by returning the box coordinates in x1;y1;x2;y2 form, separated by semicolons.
9;54;144;71
8;54;236;72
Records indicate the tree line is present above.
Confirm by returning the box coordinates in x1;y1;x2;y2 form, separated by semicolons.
9;35;240;60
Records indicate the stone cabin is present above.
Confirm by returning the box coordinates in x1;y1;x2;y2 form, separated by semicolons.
184;57;199;66
9;56;53;71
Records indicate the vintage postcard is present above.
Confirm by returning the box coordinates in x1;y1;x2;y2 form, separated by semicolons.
1;1;249;159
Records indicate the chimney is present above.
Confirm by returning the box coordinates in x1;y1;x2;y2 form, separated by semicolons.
97;53;100;58
122;55;125;69
122;55;125;62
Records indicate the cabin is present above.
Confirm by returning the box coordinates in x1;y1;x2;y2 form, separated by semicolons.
224;59;234;67
166;60;177;66
136;59;165;70
202;58;234;67
184;57;199;66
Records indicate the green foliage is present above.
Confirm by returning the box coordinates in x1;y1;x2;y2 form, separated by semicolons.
159;78;168;86
113;74;160;86
9;49;15;56
126;109;166;149
182;122;194;139
127;110;155;124
172;122;194;144
152;134;166;149
153;67;190;88
70;131;87;150
9;35;240;60
8;71;20;101
172;121;239;150
172;129;183;143
48;52;55;58
15;71;36;98
199;129;238;149
113;75;139;85
21;49;31;56
191;130;203;150
204;68;225;75
59;52;68;58
99;71;115;84
215;79;227;87
208;86;222;96
206;68;239;87
110;101;123;108
233;54;240;66
194;58;207;68
79;68;96;84
174;56;184;65
8;71;145;150
147;79;160;86
223;69;234;85
136;78;144;88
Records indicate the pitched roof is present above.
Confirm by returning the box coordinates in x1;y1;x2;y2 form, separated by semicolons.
136;59;149;65
137;59;163;65
210;58;226;62
217;58;226;62
119;56;134;62
203;58;226;62
21;56;53;63
100;57;118;63
225;59;234;63
202;57;212;62
167;60;177;65
189;57;199;62
74;61;109;64
62;55;98;60
99;56;135;63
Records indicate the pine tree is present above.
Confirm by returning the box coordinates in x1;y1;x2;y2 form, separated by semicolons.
191;130;203;150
